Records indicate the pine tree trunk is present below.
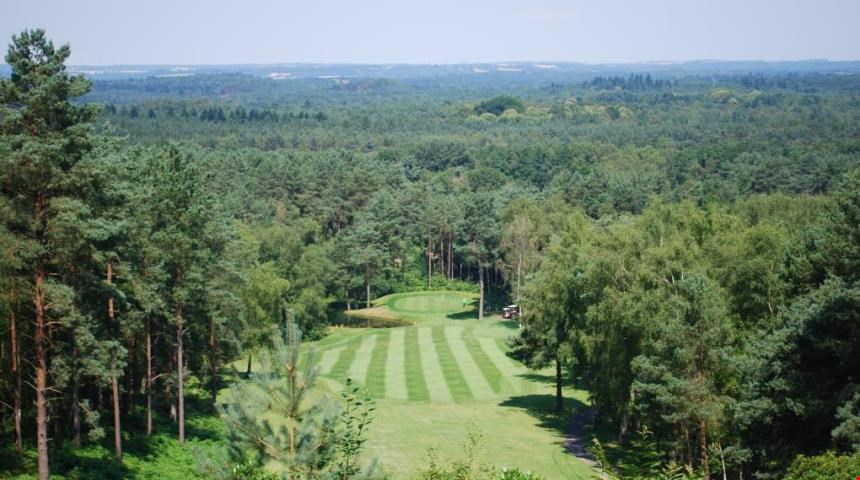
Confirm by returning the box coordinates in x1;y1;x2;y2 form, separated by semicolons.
555;355;563;413
478;264;484;320
72;344;81;448
448;232;453;280
365;268;371;309
108;260;122;463
516;251;523;304
439;229;445;282
124;337;134;416
111;361;122;462
146;316;153;436
10;291;23;456
699;419;709;480
427;230;432;288
35;264;50;480
246;353;252;376
176;302;185;444
209;316;218;406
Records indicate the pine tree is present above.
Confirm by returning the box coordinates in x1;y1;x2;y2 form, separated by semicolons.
142;144;219;444
0;29;98;479
220;309;339;479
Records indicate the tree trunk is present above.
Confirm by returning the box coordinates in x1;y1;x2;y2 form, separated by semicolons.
10;291;23;456
209;316;218;406
146;316;153;436
478;264;484;320
448;232;453;280
555;355;563;413
516;251;523;304
699;419;710;480
35;264;50;480
427;230;432;288
108;260;122;463
246;353;252;376
176;301;185;444
111;361;122;462
618;409;629;445
439;229;445;282
124;337;135;416
72;344;81;448
365;268;371;309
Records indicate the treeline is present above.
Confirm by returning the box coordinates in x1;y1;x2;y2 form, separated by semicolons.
103;102;328;123
582;74;674;91
509;184;860;478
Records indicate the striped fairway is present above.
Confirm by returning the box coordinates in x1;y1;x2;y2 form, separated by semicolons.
304;293;594;480
317;323;533;403
348;334;378;385
417;327;453;402
365;330;390;398
403;328;430;401
444;327;494;400
317;346;345;376
384;329;408;400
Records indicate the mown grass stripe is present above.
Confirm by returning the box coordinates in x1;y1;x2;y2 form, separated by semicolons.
316;346;345;376
347;334;378;385
417;327;453;402
461;329;504;394
327;338;360;382
444;327;495;400
403;328;430;401
432;327;474;402
478;336;528;394
385;329;408;400
365;330;391;399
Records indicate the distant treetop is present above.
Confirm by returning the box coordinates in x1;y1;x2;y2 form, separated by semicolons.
474;95;525;116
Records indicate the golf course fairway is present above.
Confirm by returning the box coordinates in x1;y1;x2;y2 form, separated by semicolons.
310;291;594;479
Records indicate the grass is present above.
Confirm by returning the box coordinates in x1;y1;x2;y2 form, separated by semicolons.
309;290;595;479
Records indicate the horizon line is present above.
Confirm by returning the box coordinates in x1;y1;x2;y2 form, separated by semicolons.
3;58;860;69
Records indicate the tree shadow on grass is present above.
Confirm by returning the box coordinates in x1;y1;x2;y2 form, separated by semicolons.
499;393;588;436
516;371;557;385
493;318;520;330
446;310;478;320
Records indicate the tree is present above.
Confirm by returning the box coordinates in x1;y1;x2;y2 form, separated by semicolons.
341;219;388;309
508;212;591;412
0;29;97;479
142;144;221;444
632;275;735;480
462;193;499;320
499;198;543;306
219;311;378;479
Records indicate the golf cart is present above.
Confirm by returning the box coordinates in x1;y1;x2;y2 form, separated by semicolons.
502;304;520;319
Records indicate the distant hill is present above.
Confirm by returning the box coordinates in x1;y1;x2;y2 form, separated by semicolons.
2;60;860;81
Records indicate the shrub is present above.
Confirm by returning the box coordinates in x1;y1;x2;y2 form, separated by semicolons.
784;450;860;480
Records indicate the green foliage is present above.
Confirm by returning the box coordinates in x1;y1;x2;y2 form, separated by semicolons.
333;378;376;479
419;429;544;480
474;96;525;116
783;450;860;480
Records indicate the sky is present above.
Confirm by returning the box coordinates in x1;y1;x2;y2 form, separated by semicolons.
2;0;859;65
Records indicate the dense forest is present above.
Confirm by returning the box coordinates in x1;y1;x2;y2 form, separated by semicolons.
1;30;860;479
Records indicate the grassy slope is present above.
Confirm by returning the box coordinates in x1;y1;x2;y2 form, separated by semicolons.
314;291;594;479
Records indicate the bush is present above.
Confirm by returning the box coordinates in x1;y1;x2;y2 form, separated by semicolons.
784;450;860;480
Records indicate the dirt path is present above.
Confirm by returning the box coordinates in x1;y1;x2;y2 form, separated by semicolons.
564;407;598;467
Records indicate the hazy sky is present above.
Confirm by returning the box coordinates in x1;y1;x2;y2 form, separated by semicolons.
2;0;859;65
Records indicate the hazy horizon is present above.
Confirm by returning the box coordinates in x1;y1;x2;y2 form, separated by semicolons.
3;0;859;65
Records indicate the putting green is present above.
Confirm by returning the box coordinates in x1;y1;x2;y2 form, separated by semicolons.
386;291;471;315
